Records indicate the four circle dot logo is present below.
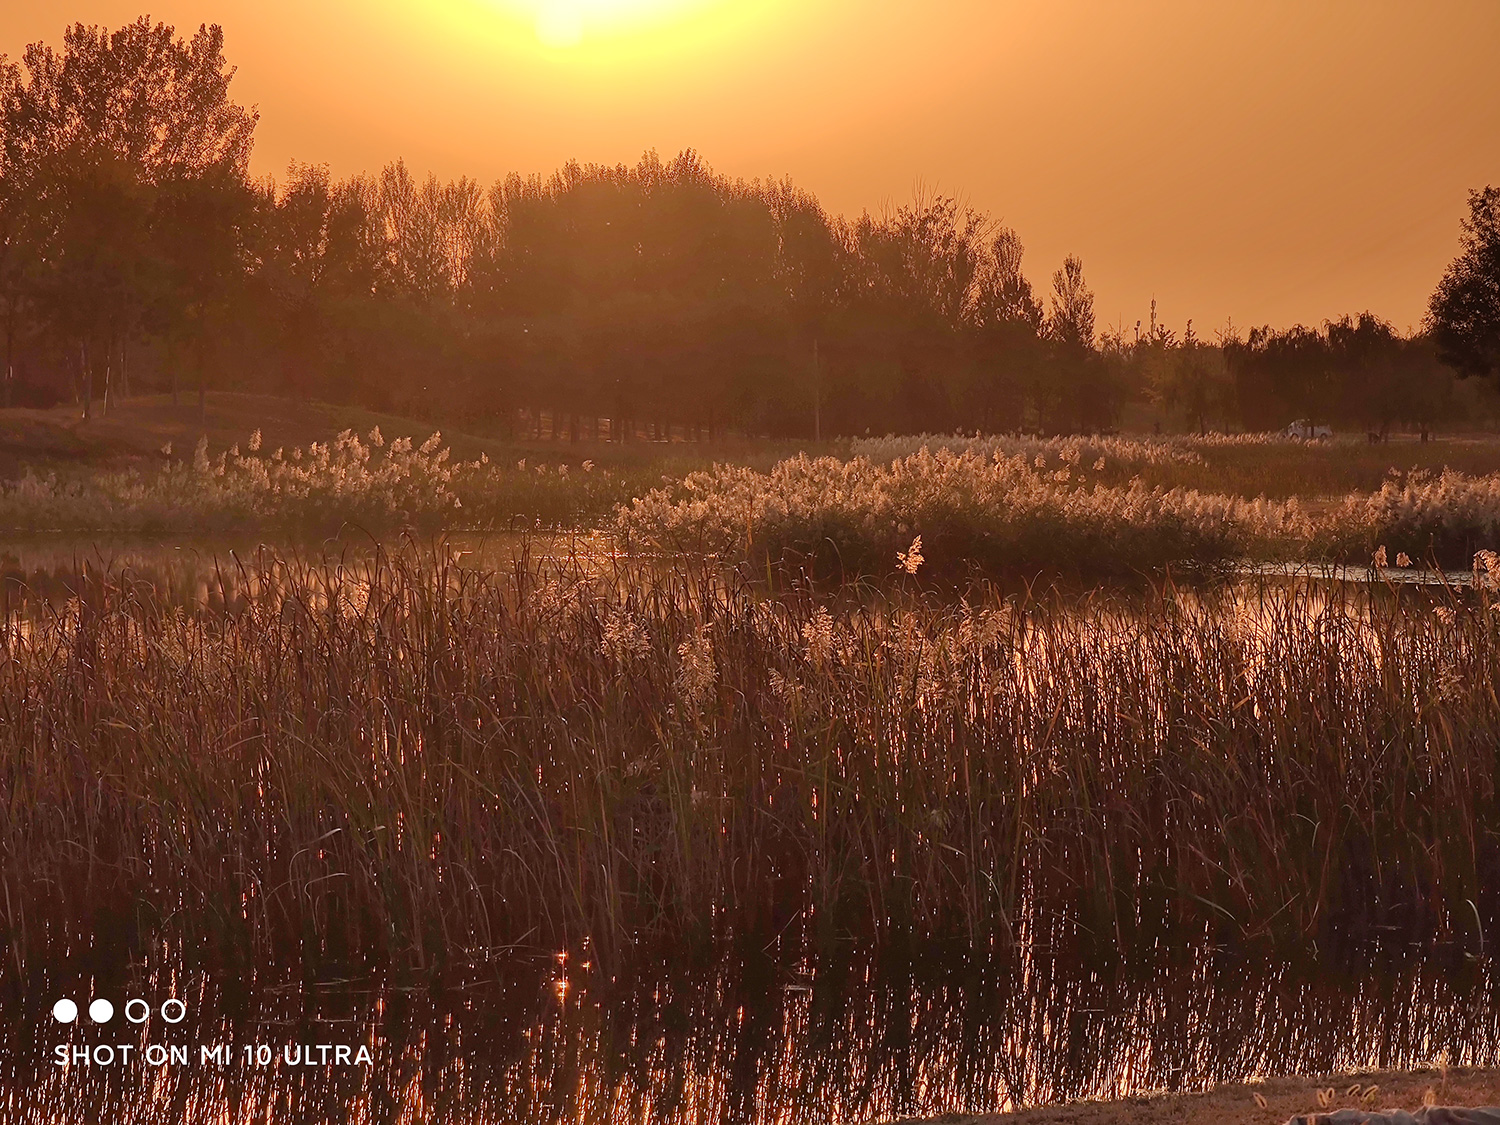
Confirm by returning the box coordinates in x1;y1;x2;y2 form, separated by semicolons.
52;997;186;1024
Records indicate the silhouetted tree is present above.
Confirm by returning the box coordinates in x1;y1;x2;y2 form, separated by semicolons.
1224;314;1452;435
1154;320;1232;435
1045;255;1114;432
1429;186;1500;380
0;55;36;407
962;227;1042;431
154;163;259;417
1047;255;1094;351
767;180;843;437
0;17;256;413
8;14;1483;444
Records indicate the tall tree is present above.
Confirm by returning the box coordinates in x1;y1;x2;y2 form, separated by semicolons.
1047;255;1095;351
0;56;34;406
0;17;257;414
1045;255;1112;432
1429;186;1500;380
153;162;258;417
963;227;1042;431
1159;321;1231;435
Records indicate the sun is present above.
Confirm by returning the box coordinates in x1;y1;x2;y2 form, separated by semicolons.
450;0;766;67
535;1;585;47
520;0;722;49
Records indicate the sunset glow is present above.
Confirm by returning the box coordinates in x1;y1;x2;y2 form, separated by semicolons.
469;0;744;52
8;4;1500;1119
512;0;727;47
3;1;1500;332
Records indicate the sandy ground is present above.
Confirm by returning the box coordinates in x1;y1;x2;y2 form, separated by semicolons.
899;1066;1500;1125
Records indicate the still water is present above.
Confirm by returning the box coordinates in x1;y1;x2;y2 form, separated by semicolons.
0;532;1477;617
1;535;1494;1123
5;937;1499;1124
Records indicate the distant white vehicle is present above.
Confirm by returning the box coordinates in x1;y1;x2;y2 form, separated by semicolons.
1281;419;1332;440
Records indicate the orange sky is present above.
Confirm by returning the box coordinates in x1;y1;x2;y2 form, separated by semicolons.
5;0;1498;335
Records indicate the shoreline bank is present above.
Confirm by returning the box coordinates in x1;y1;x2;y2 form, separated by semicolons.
898;1067;1500;1125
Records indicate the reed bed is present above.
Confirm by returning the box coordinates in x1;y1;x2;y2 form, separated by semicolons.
851;431;1500;499
620;449;1500;574
0;428;639;533
618;448;1291;576
847;431;1253;472
1;545;1497;968
1329;468;1500;565
9;427;1500;573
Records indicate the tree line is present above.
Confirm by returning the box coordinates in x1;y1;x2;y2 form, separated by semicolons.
2;17;1495;439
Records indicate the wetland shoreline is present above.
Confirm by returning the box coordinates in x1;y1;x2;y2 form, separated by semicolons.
901;1068;1500;1125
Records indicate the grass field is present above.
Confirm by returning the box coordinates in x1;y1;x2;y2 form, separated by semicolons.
10;395;1500;496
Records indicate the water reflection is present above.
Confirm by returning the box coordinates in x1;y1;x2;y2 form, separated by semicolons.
3;935;1497;1124
1238;561;1477;587
0;535;1478;622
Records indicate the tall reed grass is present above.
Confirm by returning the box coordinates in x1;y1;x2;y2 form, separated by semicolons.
621;448;1500;573
847;431;1255;470
618;448;1303;576
853;431;1500;501
9;428;1500;572
2;546;1497;968
0;428;637;533
1328;468;1500;565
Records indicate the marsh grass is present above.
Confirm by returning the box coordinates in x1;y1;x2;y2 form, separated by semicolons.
0;424;837;538
621;448;1500;575
619;449;1284;577
10;427;1500;574
0;428;648;534
2;544;1498;968
852;432;1500;498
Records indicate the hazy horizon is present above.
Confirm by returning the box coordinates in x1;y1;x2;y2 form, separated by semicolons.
4;0;1499;335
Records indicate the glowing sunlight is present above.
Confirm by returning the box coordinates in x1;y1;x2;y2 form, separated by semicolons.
492;0;732;49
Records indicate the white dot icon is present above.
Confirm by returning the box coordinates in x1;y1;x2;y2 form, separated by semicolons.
52;999;77;1024
88;999;114;1024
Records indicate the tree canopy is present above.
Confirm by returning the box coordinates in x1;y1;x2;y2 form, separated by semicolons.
1429;186;1500;381
0;16;1479;439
